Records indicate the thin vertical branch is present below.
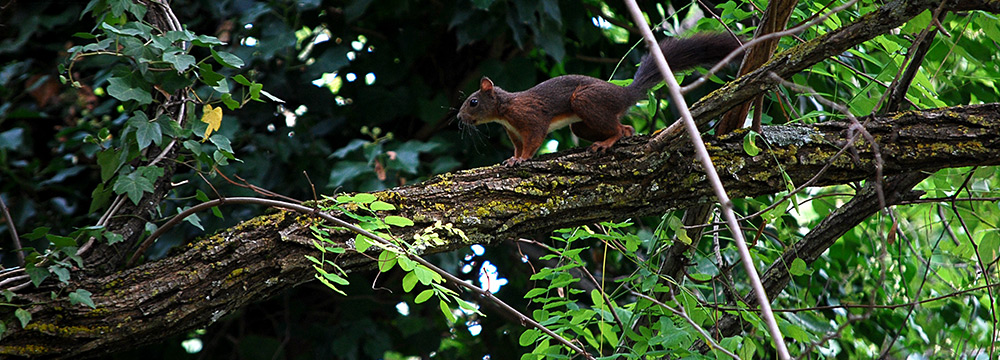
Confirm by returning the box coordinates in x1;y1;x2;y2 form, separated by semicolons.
622;2;791;358
0;195;24;266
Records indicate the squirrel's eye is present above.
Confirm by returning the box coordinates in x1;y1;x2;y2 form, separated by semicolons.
469;98;478;107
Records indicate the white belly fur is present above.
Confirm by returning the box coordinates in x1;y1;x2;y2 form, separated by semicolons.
548;114;582;133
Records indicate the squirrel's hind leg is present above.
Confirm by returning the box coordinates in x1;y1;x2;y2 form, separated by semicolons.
569;85;634;152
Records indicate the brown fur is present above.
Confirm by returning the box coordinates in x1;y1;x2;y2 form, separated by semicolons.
457;33;742;166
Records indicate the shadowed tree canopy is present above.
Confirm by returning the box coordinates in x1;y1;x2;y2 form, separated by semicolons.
1;0;999;359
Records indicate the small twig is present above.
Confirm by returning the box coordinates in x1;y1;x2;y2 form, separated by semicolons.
303;171;318;203
197;172;222;199
0;195;24;266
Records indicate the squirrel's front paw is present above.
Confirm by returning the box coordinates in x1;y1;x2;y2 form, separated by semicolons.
503;157;525;166
587;143;611;153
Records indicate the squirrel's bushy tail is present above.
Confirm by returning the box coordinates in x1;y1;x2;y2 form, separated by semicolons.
628;33;743;93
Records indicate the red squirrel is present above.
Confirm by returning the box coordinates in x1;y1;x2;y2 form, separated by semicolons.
457;33;742;166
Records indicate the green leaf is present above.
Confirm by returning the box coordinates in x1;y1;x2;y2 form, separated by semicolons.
50;266;70;283
233;74;252;86
97;148;124;183
439;299;457;322
197;63;224;86
106;76;152;105
354;234;373;252
23;227;51;241
353;193;377;204
129;112;162;150
192;34;225;47
415;289;434;304
398;257;416;271
89;183;112;213
370;201;395;211
104;232;124;245
113;171;155;205
249;83;263;102
384;216;414;227
209;134;234;154
211;48;244;68
221;93;240;110
743;131;761;156
181;210;204;231
14;308;31;328
183;140;204;156
519;329;540;346
314;273;347;296
402;271;418;292
413;265;435;285
163;50;196;72
46;234;76;247
69;289;97;308
25;264;49;287
378;250;398;272
789;258;809;276
525;288;547;299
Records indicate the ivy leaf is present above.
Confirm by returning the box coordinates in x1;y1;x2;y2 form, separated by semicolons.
163;50;196;72
192;34;225;47
200;104;222;141
107;76;152;105
129;112;162;150
197;63;224;86
14;308;31;328
211;48;244;68
97;148;124;183
221;93;240;111
113;171;155;205
68;289;97;309
25;264;48;287
104;232;124;245
179;207;204;231
50;266;70;283
233;74;252;86
46;235;76;248
209;134;234;154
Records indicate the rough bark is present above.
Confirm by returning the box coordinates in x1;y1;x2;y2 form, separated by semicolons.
2;103;999;358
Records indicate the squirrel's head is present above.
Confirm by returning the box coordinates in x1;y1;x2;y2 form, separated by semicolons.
457;77;500;125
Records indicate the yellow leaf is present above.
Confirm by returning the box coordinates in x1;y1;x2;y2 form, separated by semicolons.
200;104;222;141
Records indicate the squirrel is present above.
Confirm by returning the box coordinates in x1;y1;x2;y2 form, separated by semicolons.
457;33;743;166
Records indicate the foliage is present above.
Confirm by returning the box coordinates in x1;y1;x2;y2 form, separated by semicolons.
1;0;999;359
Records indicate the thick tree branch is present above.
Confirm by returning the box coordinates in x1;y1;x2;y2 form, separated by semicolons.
1;104;999;358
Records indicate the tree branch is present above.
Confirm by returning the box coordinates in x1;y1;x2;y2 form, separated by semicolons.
2;104;1000;358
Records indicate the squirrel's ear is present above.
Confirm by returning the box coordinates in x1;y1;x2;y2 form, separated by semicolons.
480;77;494;92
